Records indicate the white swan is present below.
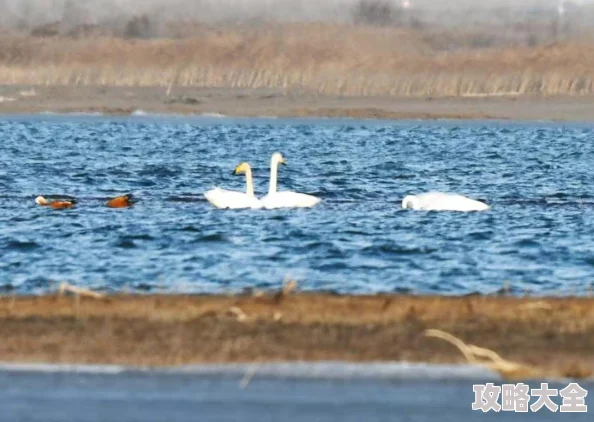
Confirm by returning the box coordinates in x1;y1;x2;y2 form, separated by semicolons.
204;162;262;209
260;152;321;209
402;192;489;212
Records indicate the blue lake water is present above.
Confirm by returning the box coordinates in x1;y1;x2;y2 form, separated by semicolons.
1;364;592;422
1;114;593;295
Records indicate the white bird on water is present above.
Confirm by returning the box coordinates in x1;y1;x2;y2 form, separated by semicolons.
204;162;262;209
260;152;321;209
401;192;489;212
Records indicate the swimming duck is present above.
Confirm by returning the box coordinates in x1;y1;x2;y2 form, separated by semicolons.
106;194;135;208
35;196;76;209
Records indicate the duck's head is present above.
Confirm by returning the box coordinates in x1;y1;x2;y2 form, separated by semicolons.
234;162;252;175
271;152;286;166
35;196;48;206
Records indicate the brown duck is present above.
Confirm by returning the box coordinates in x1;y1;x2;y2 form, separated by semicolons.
35;196;76;209
106;194;135;208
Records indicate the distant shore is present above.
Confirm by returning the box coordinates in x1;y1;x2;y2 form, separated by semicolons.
1;293;593;379
1;86;594;121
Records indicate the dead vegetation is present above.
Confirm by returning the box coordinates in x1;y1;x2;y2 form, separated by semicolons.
58;282;106;300
352;0;402;27
0;293;592;378
0;23;593;97
424;329;539;380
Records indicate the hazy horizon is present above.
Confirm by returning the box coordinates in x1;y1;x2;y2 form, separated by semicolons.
1;0;593;30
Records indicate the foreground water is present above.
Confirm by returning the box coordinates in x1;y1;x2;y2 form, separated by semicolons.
1;364;592;422
1;115;593;295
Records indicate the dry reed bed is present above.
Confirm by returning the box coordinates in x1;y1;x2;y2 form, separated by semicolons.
0;293;593;377
1;24;594;96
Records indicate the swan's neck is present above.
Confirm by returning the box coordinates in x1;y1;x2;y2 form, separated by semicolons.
244;168;255;197
268;159;278;195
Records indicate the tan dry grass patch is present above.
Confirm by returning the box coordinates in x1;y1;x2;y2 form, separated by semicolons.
0;24;593;96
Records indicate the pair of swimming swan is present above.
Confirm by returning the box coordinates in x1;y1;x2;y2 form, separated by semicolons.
204;152;321;209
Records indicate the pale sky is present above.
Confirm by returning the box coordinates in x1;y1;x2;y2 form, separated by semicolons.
1;0;593;28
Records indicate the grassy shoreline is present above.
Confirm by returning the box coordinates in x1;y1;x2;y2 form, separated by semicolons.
1;293;592;379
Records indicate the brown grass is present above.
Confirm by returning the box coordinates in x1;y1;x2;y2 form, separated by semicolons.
0;293;593;378
1;23;594;96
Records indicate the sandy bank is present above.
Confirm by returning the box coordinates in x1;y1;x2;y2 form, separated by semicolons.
0;293;592;378
1;86;594;121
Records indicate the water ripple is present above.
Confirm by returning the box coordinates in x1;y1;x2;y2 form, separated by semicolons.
1;115;594;295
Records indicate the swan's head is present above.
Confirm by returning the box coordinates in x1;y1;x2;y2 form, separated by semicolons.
234;162;252;175
271;152;286;166
35;196;48;206
401;195;418;210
